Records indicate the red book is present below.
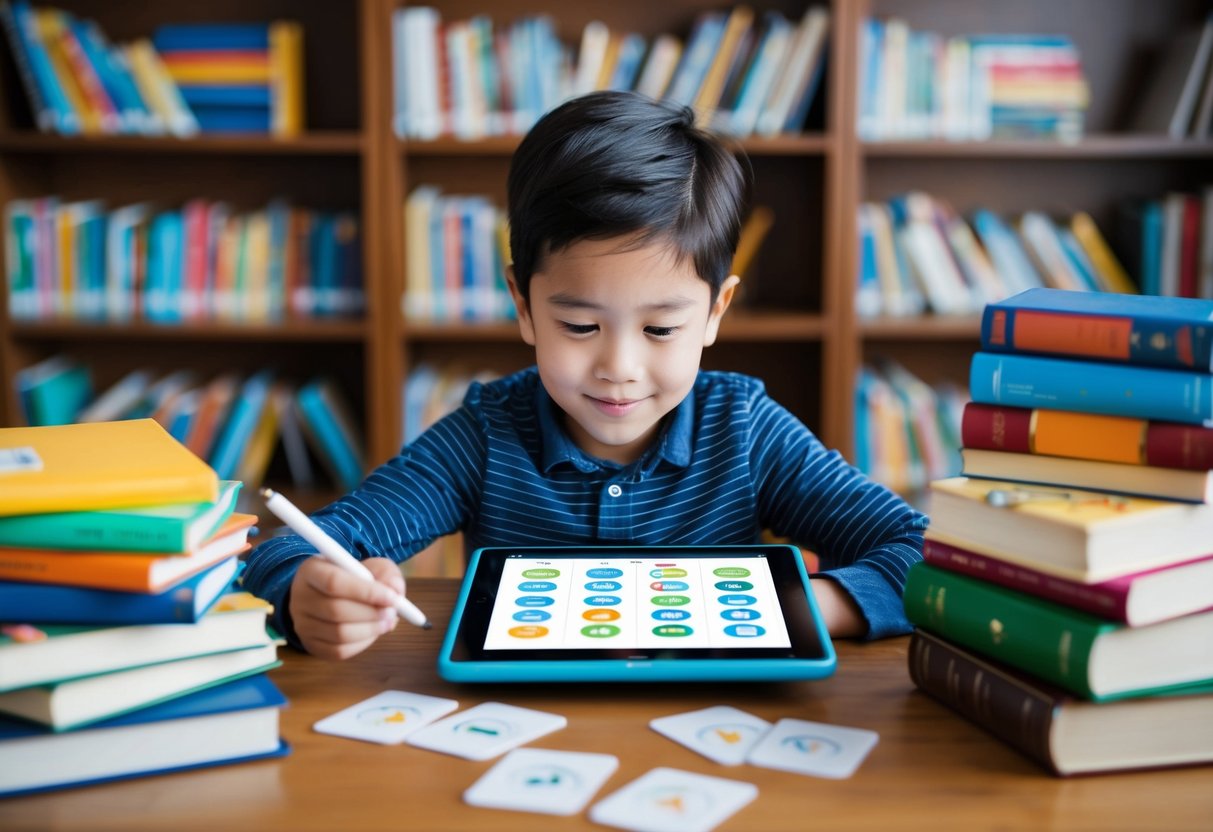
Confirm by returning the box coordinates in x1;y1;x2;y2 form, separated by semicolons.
961;402;1213;471
923;534;1213;627
1179;195;1201;298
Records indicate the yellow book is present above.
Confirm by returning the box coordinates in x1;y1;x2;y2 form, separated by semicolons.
164;61;272;85
269;21;304;136
0;419;218;516
1070;211;1136;293
234;382;281;488
693;5;755;127
729;204;774;279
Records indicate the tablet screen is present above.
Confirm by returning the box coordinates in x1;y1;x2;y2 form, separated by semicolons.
444;546;831;670
485;553;792;650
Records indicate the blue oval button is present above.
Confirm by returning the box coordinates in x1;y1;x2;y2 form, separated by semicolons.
586;568;624;579
515;595;555;607
652;609;691;621
584;595;622;606
513;609;552;622
714;580;753;592
518;581;557;592
721;608;761;621
718;594;757;606
585;580;622;592
724;624;766;637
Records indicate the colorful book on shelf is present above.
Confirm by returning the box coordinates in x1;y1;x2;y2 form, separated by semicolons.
960;447;1213;504
0;419;218;516
0;590;273;692
296;378;366;491
926;477;1213;582
14;354;92;427
208;370;274;480
0;641;279;731
970;352;1213;426
907;628;1213;776
923;533;1213;627
960;402;1213;471
0;673;288;798
0;512;255;593
0;1;53;132
0;556;240;625
903;562;1213;700
981;288;1213;371
1069;212;1136;294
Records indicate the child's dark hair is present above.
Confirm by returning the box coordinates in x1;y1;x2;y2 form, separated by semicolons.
507;91;752;303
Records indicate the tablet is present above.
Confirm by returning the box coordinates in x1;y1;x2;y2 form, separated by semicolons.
437;545;836;683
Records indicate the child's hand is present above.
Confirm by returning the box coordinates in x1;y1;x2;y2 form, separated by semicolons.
289;556;407;660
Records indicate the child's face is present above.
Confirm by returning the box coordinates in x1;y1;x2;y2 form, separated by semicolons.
510;237;738;465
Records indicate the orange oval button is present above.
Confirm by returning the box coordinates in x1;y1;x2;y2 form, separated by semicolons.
582;609;621;622
507;625;549;639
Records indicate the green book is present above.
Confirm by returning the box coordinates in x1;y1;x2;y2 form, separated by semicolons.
903;562;1213;700
0;480;240;553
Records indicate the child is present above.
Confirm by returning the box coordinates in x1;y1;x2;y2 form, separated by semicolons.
243;91;927;659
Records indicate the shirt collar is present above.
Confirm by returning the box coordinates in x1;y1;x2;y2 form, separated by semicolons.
536;383;695;474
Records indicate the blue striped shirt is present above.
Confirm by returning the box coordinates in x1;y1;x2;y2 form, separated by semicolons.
243;367;928;645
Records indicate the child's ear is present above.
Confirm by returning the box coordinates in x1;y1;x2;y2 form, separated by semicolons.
506;267;536;346
703;274;740;346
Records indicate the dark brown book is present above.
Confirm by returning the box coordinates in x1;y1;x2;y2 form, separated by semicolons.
907;629;1213;776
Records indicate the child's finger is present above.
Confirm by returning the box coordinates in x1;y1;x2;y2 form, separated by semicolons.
298;556;401;608
363;557;406;596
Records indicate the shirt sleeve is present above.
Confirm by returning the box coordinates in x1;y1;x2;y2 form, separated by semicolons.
747;386;928;640
241;401;488;647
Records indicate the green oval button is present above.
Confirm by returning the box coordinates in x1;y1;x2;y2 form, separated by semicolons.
522;568;560;579
652;625;693;637
651;595;691;606
713;567;751;578
581;624;620;638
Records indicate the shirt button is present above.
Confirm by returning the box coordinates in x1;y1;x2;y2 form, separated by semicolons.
607;484;623;498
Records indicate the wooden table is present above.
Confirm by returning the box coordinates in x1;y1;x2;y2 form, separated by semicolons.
2;579;1210;831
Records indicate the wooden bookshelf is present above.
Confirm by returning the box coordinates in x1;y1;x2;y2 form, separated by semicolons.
0;0;1210;499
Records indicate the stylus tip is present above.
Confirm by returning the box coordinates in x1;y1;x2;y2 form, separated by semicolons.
421;621;433;630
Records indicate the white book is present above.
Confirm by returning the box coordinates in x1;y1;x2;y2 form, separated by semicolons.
726;15;791;137
573;20;611;97
756;6;829;137
898;194;972;315
1018;211;1083;292
1160;192;1186;297
77;367;152;422
634;34;682;101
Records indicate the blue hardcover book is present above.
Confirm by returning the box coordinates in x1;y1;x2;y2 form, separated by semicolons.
178;84;272;108
145;211;185;323
208;370;274;479
151;23;271;52
0;673;288;797
8;0;79;135
1141;200;1164;297
297;378;365;491
0;557;240;625
192;105;272;133
970;351;1213;426
0;1;50;131
981;287;1213;371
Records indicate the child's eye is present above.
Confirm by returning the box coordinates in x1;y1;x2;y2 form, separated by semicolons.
645;326;679;338
559;322;597;335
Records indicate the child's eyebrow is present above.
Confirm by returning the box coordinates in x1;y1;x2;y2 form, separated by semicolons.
547;292;697;312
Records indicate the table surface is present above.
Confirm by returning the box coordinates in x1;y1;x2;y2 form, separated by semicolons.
2;578;1211;832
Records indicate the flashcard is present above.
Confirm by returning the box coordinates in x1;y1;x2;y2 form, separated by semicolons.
463;747;619;816
405;701;567;761
745;718;878;779
312;690;459;745
649;706;771;766
589;767;758;832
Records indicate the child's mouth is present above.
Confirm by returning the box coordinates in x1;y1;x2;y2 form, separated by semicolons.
589;397;643;416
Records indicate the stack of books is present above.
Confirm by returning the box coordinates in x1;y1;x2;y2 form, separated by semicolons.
0;419;288;797
904;288;1213;776
151;21;302;136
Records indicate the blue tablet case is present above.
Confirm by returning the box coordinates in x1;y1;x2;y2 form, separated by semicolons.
438;545;837;683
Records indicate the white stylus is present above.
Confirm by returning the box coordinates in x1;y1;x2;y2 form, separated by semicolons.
260;487;432;630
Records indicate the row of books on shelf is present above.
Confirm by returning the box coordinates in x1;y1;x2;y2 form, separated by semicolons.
856;187;1213;319
0;419;287;797
0;2;303;137
15;355;367;492
904;288;1213;776
857;21;1089;142
854;361;963;496
392;4;828;141
4;197;363;323
1133;12;1213;140
403;186;515;323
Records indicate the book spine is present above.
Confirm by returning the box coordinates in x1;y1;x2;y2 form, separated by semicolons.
982;304;1213;371
907;630;1062;775
969;352;1213;426
923;538;1130;622
903;562;1106;698
0;577;204;623
962;402;1213;470
0;513;187;552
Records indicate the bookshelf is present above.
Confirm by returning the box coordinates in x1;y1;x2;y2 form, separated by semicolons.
0;0;1211;512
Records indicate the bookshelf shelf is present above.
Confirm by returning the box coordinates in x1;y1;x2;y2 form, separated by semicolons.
402;133;833;157
0;132;367;155
858;316;982;340
9;320;369;342
862;136;1213;160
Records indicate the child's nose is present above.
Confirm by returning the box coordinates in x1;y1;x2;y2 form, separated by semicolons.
595;334;642;383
